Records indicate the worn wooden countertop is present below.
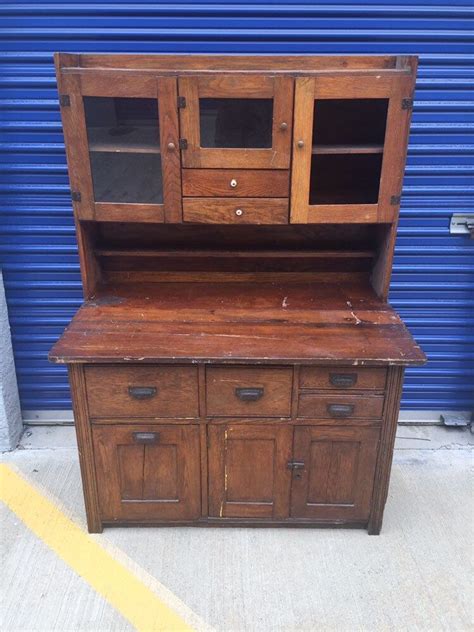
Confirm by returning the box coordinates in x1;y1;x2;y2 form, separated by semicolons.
49;281;426;366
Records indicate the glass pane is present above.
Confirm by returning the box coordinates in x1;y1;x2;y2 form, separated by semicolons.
199;98;273;148
83;97;163;204
309;99;388;205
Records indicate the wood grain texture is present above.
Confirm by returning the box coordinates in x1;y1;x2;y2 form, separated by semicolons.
178;74;292;169
290;77;315;223
85;365;199;418
297;393;384;420
92;424;201;521
182;169;289;198
183;198;289;225
368;365;405;534
68;364;102;533
49;281;426;366
206;366;293;417
299;366;386;390
94;203;165;223
60;53;410;72
290;426;380;520
157;77;182;222
208;423;292;519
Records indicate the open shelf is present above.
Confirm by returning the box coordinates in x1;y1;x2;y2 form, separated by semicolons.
312;144;384;155
95;248;375;259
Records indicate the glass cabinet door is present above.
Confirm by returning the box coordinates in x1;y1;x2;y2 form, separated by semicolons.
178;75;293;169
84;96;163;204
63;75;181;222
290;75;414;223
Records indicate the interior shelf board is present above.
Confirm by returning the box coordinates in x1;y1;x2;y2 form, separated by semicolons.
89;143;161;154
95;248;376;259
312;144;384;155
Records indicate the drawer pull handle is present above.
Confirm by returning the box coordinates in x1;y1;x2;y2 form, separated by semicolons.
128;386;158;400
235;208;243;217
133;432;159;444
235;387;264;402
327;403;354;418
230;178;238;188
329;373;358;388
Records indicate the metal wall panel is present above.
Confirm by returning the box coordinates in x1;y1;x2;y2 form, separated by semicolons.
0;0;472;411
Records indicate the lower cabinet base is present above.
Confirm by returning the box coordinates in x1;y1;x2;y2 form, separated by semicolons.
68;363;406;536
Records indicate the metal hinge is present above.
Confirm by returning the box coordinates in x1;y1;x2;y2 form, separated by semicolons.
178;96;186;109
59;94;71;107
179;138;188;150
401;98;414;110
71;191;81;202
390;195;401;205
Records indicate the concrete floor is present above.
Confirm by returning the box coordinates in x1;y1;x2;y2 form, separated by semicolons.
1;425;473;632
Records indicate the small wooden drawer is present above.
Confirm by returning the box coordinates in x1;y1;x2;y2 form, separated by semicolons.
297;393;384;420
206;367;293;417
85;365;199;418
183;198;288;224
299;367;386;391
182;169;289;197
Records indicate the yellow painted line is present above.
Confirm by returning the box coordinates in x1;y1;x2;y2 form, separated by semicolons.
0;464;193;632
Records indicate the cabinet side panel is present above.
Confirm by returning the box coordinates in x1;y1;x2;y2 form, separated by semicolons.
68;364;102;533
290;77;315;223
368;365;405;534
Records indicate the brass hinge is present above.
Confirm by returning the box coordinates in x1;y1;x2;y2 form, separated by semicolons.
178;96;186;108
179;138;188;150
71;191;81;202
401;98;414;110
59;95;71;107
390;195;401;205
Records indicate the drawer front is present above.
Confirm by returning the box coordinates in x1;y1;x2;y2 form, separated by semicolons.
206;367;293;417
299;367;386;391
85;365;199;418
297;393;384;420
183;198;288;225
182;169;289;197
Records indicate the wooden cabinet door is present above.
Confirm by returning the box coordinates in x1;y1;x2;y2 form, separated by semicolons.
290;73;415;224
178;75;293;169
290;426;379;521
208;423;293;519
92;424;200;521
57;72;181;222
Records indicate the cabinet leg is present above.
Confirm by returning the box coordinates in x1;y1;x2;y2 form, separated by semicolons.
367;518;382;535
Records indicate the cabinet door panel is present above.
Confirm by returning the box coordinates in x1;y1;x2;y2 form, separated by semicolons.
208;424;292;519
179;75;293;169
290;73;415;224
93;424;200;521
57;72;181;222
290;426;379;520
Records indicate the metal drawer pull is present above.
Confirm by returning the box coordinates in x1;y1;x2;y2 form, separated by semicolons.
133;432;159;444
329;373;358;388
128;386;158;400
235;387;264;402
327;403;355;418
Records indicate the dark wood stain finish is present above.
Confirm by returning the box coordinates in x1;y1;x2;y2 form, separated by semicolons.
52;54;425;534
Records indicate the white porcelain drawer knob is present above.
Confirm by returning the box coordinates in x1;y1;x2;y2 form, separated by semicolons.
235;209;243;216
230;178;238;188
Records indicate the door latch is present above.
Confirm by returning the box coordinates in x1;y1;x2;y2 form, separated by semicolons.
287;460;305;479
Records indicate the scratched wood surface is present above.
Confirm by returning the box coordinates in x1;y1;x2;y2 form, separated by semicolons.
49;281;425;365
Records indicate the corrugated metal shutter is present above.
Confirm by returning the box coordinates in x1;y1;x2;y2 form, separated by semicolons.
0;0;472;412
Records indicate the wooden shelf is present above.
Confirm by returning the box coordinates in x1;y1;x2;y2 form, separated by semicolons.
312;144;384;155
95;248;375;259
87;126;160;154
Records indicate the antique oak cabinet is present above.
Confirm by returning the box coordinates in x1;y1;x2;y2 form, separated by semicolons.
50;53;426;534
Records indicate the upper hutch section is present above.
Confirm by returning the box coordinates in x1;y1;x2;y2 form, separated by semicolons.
56;54;417;226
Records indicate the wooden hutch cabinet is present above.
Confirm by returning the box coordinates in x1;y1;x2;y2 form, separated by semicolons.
50;54;426;534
